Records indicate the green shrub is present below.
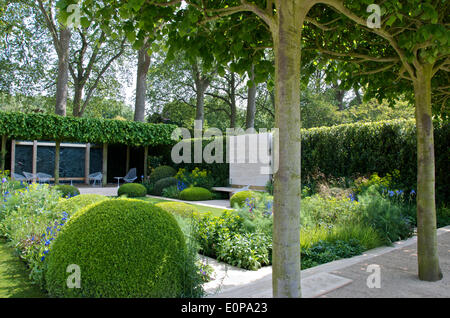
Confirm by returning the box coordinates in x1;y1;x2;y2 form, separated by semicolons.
357;186;414;244
437;206;450;228
54;185;80;198
0;183;63;288
153;177;178;196
149;165;177;183
193;211;242;257
155;202;198;218
53;194;108;217
301;239;365;270
216;232;272;270
175;167;214;190
45;199;202;298
162;185;180;199
141;180;154;195
117;183;147;198
300;195;360;227
300;223;384;251
179;187;213;201
230;190;260;208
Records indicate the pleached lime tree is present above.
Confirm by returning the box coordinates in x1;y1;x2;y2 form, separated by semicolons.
304;0;448;282
70;0;320;298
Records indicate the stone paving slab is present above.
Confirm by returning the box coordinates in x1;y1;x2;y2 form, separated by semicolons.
206;226;450;298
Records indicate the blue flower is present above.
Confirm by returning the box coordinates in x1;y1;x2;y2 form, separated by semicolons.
1;177;6;183
410;190;416;195
388;190;395;197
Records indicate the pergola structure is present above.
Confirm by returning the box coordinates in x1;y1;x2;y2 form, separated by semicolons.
0;113;176;186
6;140;149;186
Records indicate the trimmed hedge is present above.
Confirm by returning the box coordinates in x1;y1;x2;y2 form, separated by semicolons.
149;165;177;183
153;177;178;196
118;183;147;198
45;199;187;297
0;112;176;147
173;120;449;203
230;190;260;208
301;119;449;203
54;185;80;198
179;187;213;201
53;194;108;217
155;202;198;218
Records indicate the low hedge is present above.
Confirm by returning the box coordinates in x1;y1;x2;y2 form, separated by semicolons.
153;177;178;196
230;190;260;208
155;202;198;218
54;185;80;198
149;165;177;184
118;183;147;198
45;199;189;297
179;187;213;201
53;194;108;217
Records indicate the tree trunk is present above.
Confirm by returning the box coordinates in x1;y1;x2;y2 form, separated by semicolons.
55;27;71;116
134;42;151;122
195;81;207;131
414;63;442;282
230;72;237;128
271;1;307;298
72;83;83;117
246;65;257;130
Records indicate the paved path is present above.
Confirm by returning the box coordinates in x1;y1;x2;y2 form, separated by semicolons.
76;187;232;209
206;226;450;298
147;195;232;209
78;186;118;197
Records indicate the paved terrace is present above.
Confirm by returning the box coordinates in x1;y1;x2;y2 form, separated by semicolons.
206;226;450;298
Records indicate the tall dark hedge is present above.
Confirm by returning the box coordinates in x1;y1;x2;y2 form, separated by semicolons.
301;119;449;203
169;120;449;203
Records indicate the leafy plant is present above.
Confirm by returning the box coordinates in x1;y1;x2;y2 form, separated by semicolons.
179;187;213;201
117;183;147;198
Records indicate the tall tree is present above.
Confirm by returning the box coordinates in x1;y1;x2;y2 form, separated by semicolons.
246;64;257;129
307;0;449;281
34;0;71;116
134;38;151;122
69;27;127;117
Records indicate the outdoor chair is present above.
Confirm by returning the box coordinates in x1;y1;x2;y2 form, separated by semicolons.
88;172;103;186
23;171;37;183
37;172;52;184
12;172;26;182
123;168;137;183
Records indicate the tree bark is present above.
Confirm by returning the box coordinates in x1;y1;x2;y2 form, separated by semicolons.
271;1;308;298
246;65;257;130
134;41;151;122
230;71;237;128
72;82;83;117
414;63;442;282
55;27;71;116
192;63;211;132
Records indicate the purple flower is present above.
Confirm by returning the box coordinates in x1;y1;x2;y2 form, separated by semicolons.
1;178;6;183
